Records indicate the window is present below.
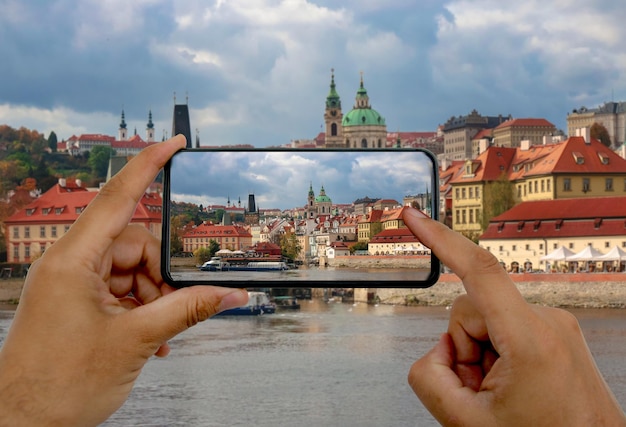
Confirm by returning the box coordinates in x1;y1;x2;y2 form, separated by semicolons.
469;187;473;198
42;208;50;215
534;181;538;193
605;242;610;248
25;245;30;259
13;227;19;239
541;180;545;192
569;243;574;249
606;178;613;191
461;188;466;199
512;245;517;251
547;180;551;192
51;226;57;238
462;209;466;224
563;178;571;191
25;227;30;238
525;244;530;250
64;225;70;233
13;245;19;260
582;178;590;193
476;187;480;198
469;209;474;223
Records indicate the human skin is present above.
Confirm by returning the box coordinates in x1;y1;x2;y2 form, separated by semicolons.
0;135;248;426
403;208;626;426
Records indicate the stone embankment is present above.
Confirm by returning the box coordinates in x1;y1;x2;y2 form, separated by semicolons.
372;273;626;309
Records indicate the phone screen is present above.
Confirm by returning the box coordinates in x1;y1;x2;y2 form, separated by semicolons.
161;148;439;288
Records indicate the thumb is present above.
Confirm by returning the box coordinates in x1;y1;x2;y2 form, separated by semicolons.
125;286;248;352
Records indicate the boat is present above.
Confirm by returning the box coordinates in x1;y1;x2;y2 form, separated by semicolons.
199;257;289;272
272;296;301;310
215;291;276;316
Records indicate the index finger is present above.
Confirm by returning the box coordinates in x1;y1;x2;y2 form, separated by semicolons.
63;134;186;255
402;208;531;325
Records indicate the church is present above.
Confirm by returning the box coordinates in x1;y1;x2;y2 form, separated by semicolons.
323;70;387;148
306;183;333;219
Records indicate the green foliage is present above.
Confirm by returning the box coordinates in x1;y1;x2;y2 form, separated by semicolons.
48;131;58;152
481;174;516;230
194;240;220;264
87;145;114;178
350;241;368;253
280;233;301;261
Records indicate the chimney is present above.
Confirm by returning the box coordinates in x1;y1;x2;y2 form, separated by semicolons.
582;127;591;144
520;140;531;151
75;179;82;188
58;178;66;187
478;139;489;154
543;135;549;145
441;157;449;171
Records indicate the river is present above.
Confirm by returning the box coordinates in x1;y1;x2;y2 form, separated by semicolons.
0;301;625;426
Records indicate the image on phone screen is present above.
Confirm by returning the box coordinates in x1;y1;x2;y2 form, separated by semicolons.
162;148;439;288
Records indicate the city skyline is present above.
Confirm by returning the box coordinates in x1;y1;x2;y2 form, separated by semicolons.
168;150;435;211
1;1;626;146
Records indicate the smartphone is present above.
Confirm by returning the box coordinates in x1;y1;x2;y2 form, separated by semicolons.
161;148;440;288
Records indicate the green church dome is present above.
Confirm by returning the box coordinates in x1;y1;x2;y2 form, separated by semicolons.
342;108;386;127
342;75;386;127
315;194;332;203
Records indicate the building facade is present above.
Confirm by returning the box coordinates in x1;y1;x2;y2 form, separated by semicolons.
5;179;162;263
567;102;626;147
492;118;557;148
443;110;510;160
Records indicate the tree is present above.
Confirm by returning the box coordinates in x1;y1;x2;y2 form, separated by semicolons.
590;122;611;147
87;146;114;178
481;174;516;231
279;232;301;261
48;131;58;152
194;240;220;264
350;241;368;254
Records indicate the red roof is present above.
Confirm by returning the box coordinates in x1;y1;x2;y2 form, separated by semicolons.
480;196;626;240
494;118;555;130
491;196;626;222
183;223;252;239
5;182;162;225
369;227;421;243
472;128;493;140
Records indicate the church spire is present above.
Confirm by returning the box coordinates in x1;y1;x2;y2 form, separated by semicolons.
118;109;128;141
146;110;155;142
326;68;341;110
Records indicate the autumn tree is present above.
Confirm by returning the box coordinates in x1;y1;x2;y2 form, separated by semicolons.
280;231;301;261
480;174;516;231
590;122;611;147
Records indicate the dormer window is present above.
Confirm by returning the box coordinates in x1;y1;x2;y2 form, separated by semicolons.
598;152;610;164
55;207;64;215
42;208;50;216
26;208;35;216
572;152;584;164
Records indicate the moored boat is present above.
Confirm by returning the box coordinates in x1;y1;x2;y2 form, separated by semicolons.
272;296;301;310
199;257;289;272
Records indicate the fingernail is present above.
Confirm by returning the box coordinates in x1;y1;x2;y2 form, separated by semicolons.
217;288;249;312
403;207;428;221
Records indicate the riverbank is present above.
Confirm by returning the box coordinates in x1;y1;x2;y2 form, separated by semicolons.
372;273;626;309
2;273;625;309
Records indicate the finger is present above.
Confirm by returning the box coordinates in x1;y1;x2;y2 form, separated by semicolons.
409;333;495;426
108;225;163;299
403;209;531;325
120;286;248;354
61;135;186;257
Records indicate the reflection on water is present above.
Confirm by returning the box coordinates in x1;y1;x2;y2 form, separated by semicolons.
0;302;624;426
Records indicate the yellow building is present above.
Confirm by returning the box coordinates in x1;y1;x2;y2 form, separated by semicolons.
449;133;626;237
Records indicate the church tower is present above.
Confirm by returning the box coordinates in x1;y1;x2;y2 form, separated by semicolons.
324;69;344;148
307;182;316;219
146;110;155;142
118;109;128;141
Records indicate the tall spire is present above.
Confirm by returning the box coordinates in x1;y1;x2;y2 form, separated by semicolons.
355;71;370;109
326;68;341;109
147;110;154;129
120;109;127;129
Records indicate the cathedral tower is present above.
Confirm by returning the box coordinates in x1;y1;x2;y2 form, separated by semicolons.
324;69;344;147
146;110;155;142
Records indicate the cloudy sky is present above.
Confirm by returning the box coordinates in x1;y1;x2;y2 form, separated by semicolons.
169;150;435;210
2;0;625;146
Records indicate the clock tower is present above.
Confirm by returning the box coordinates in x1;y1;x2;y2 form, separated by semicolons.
324;69;344;147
